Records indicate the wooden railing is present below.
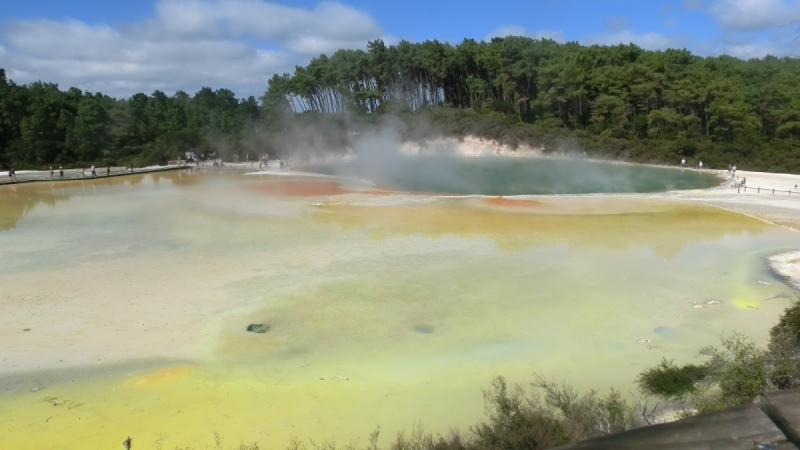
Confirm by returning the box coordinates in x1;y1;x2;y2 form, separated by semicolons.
553;388;800;449
730;182;799;198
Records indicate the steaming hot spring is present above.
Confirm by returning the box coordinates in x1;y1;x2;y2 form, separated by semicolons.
1;159;795;449
302;155;719;194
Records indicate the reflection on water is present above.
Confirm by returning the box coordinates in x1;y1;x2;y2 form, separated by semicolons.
313;200;767;257
0;170;205;232
0;172;798;450
0;175;152;230
0;185;70;231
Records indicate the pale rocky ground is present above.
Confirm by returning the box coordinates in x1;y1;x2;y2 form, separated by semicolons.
667;170;800;233
770;251;800;289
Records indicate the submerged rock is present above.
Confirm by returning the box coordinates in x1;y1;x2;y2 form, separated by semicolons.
413;324;435;334
653;326;678;338
246;324;270;334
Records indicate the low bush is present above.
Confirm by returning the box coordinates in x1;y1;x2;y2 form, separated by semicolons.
636;358;707;403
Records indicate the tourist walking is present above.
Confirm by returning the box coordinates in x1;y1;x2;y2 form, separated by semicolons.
91;165;96;177
123;436;132;450
107;166;111;176
59;166;64;178
680;158;686;167
8;168;14;182
81;167;86;178
49;166;54;179
698;161;703;169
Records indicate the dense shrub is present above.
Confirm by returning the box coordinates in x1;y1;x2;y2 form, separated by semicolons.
636;358;708;403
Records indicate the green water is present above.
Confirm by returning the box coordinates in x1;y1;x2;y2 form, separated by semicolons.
305;156;720;194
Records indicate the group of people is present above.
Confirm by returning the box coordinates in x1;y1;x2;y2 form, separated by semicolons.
231;153;273;168
48;166;64;178
679;158;704;169
210;153;288;169
79;165;117;178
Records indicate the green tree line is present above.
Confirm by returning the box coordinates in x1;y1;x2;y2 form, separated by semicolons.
268;37;800;141
266;37;800;171
2;36;800;171
0;68;260;168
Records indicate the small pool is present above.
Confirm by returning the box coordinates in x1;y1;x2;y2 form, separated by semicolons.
304;156;720;195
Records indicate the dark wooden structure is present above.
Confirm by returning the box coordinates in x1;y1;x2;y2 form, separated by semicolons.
553;389;800;449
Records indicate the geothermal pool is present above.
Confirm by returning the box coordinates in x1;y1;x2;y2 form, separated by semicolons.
304;156;720;194
0;168;797;449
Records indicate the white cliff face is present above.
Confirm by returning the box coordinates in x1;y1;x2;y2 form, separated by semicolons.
399;135;543;157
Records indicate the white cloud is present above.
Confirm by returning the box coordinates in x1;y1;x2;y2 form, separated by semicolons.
605;16;630;32
484;26;565;42
582;30;689;51
723;42;788;58
708;0;800;30
484;25;686;52
148;0;385;56
0;0;391;97
682;0;704;11
692;28;800;57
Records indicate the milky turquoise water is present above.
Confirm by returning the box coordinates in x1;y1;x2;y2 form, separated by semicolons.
0;170;797;449
304;156;720;194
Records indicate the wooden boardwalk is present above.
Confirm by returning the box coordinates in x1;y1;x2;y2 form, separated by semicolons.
553;389;800;450
0;164;191;185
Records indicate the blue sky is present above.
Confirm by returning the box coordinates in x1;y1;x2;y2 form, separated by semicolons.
1;0;799;97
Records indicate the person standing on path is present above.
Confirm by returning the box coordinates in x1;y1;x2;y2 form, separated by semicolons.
681;158;686;167
7;168;13;182
123;436;132;449
698;161;703;169
59;166;64;178
91;165;96;177
107;166;111;176
49;166;54;179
